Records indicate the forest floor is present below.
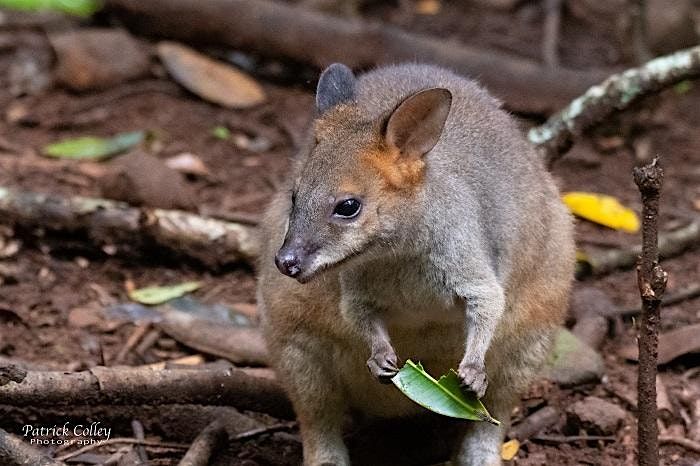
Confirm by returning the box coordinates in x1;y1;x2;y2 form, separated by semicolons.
0;1;699;465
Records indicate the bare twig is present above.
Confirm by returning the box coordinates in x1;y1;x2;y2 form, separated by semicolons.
659;435;700;454
131;420;148;463
634;158;667;466
0;365;293;419
530;45;700;163
542;0;562;68
617;283;700;317
577;219;700;278
0;427;65;466
508;406;559;441
114;323;152;364
104;0;613;113
55;438;187;462
231;422;297;441
177;419;227;466
0;187;260;268
531;434;616;443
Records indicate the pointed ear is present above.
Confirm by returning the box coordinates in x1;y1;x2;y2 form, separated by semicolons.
316;63;356;113
385;88;452;158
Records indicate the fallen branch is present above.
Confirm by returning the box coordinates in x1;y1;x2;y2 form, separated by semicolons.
634;158;667;466
659;435;700;454
576;219;700;277
0;427;64;466
530;45;700;163
0;365;293;419
0;187;260;268
104;0;612;113
177;419;227;466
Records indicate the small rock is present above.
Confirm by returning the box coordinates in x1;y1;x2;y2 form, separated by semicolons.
50;28;150;91
101;151;196;210
566;396;626;435
543;328;605;386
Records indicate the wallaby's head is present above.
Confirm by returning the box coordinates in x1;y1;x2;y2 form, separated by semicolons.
275;63;452;283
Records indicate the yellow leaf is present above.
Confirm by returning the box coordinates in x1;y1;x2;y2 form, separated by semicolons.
562;192;640;233
501;439;520;461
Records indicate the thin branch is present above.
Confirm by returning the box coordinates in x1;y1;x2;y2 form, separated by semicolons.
56;438;187;462
531;434;616;443
177;419;227;466
530;45;700;163
617;283;700;317
659;435;700;454
634;158;667;466
576;219;699;278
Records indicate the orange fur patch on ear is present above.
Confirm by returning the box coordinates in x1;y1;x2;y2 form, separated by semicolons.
362;147;425;190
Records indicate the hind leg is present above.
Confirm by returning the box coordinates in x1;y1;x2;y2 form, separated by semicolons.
454;328;557;466
275;337;350;466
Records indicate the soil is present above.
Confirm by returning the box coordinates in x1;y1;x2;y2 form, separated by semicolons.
1;1;699;465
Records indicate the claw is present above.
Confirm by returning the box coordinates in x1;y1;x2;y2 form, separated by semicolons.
458;362;488;398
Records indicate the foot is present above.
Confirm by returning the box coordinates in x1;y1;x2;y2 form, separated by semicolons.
458;362;488;398
367;345;399;383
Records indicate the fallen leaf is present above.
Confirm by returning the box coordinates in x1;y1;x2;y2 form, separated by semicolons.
128;281;202;306
563;192;640;233
619;323;700;364
0;0;102;17
391;360;499;424
165;152;210;177
501;439;520;461
157;41;266;109
43;131;144;161
211;126;231;140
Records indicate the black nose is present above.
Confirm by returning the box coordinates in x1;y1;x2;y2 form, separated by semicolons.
275;250;302;277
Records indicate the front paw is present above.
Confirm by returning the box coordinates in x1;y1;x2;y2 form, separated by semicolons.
458;362;488;398
367;347;399;384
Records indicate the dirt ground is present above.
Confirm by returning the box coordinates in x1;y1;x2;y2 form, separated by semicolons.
0;1;699;465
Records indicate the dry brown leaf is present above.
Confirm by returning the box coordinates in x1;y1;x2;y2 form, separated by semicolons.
157;41;266;109
165;152;211;177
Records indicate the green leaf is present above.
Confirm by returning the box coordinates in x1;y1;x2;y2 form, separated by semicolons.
0;0;102;17
211;126;231;140
391;359;500;424
42;131;144;160
128;281;202;306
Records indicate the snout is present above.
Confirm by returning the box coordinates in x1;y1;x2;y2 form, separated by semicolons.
274;249;302;278
274;238;319;282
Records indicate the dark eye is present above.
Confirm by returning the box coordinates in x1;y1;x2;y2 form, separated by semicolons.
333;198;362;219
